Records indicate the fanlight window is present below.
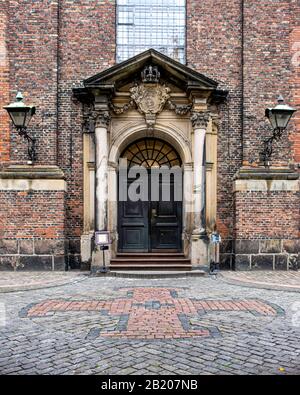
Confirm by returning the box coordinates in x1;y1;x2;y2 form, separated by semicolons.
121;138;182;168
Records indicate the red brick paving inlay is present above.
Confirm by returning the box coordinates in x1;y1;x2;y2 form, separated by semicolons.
21;288;284;340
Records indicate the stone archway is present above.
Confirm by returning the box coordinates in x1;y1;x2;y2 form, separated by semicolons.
107;125;193;260
117;137;183;252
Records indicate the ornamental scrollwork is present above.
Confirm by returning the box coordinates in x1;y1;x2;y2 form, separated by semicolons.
109;100;136;115
130;83;171;115
190;112;210;129
95;111;111;128
82;103;96;134
129;82;171;130
167;100;193;116
82;104;111;132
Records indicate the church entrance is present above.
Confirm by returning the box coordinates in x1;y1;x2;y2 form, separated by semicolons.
118;138;183;252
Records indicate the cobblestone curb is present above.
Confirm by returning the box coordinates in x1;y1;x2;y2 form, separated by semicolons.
0;273;89;293
220;273;300;293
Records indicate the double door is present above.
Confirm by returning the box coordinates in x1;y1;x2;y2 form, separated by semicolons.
118;171;182;252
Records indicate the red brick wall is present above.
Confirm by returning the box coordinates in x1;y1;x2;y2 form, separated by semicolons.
0;190;65;239
0;0;10;162
187;0;243;238
57;0;116;240
234;190;300;240
0;190;66;270
0;1;116;268
290;15;300;163
7;0;60;165
243;0;294;167
187;0;300;239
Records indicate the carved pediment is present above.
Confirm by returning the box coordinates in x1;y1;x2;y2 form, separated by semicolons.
73;50;228;131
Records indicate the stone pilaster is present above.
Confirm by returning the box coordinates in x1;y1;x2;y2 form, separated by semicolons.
191;112;210;235
190;112;210;267
91;110;111;270
95;111;110;231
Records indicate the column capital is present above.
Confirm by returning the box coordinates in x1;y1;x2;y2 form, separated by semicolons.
95;111;111;129
191;111;210;129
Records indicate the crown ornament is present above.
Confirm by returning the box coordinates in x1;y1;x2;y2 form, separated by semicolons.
141;65;160;83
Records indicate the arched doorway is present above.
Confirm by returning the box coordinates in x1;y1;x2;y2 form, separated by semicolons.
118;138;183;252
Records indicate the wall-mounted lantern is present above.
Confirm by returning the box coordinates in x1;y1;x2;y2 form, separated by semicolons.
260;96;297;167
3;92;37;163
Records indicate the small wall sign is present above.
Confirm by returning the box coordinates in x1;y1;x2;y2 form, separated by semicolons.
211;232;221;244
95;231;111;246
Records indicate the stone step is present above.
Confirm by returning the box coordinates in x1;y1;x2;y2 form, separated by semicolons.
111;252;191;271
116;252;185;258
105;270;206;278
111;258;190;264
109;264;192;271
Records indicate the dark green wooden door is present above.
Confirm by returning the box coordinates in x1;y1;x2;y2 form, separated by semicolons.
150;174;182;251
118;175;149;252
118;138;182;252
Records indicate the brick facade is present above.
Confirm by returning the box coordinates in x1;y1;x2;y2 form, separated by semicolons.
0;1;10;162
0;0;299;271
0;189;66;270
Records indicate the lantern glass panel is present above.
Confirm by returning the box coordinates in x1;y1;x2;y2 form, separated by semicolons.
274;110;292;129
24;109;34;127
8;110;27;128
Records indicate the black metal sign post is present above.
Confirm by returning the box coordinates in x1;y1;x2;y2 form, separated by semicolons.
94;231;111;274
100;245;109;273
210;231;221;277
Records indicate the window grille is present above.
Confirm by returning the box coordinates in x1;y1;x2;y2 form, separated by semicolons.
121;138;182;168
116;0;186;64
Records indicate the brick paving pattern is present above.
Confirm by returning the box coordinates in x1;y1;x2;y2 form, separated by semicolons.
21;287;283;340
0;275;300;375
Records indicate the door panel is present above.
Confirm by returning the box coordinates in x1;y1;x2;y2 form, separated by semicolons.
118;177;149;252
150;175;182;251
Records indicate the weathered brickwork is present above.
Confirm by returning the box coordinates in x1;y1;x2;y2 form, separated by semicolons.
243;0;294;166
0;1;10;162
290;22;300;162
234;191;300;240
0;190;66;270
187;0;243;239
233;190;300;271
8;0;60;165
58;0;116;249
0;1;299;271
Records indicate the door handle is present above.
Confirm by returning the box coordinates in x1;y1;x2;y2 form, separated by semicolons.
151;209;157;220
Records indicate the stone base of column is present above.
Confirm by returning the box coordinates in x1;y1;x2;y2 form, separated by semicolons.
191;234;209;268
81;233;93;264
91;247;111;274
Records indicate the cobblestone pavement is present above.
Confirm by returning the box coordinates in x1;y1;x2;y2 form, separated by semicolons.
221;271;300;292
1;275;300;375
0;272;87;293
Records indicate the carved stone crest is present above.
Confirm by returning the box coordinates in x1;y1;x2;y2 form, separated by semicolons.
130;83;171;130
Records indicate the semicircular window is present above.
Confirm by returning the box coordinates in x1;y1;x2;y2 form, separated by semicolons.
121;138;182;168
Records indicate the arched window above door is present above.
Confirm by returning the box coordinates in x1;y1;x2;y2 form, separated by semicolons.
121;138;182;168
